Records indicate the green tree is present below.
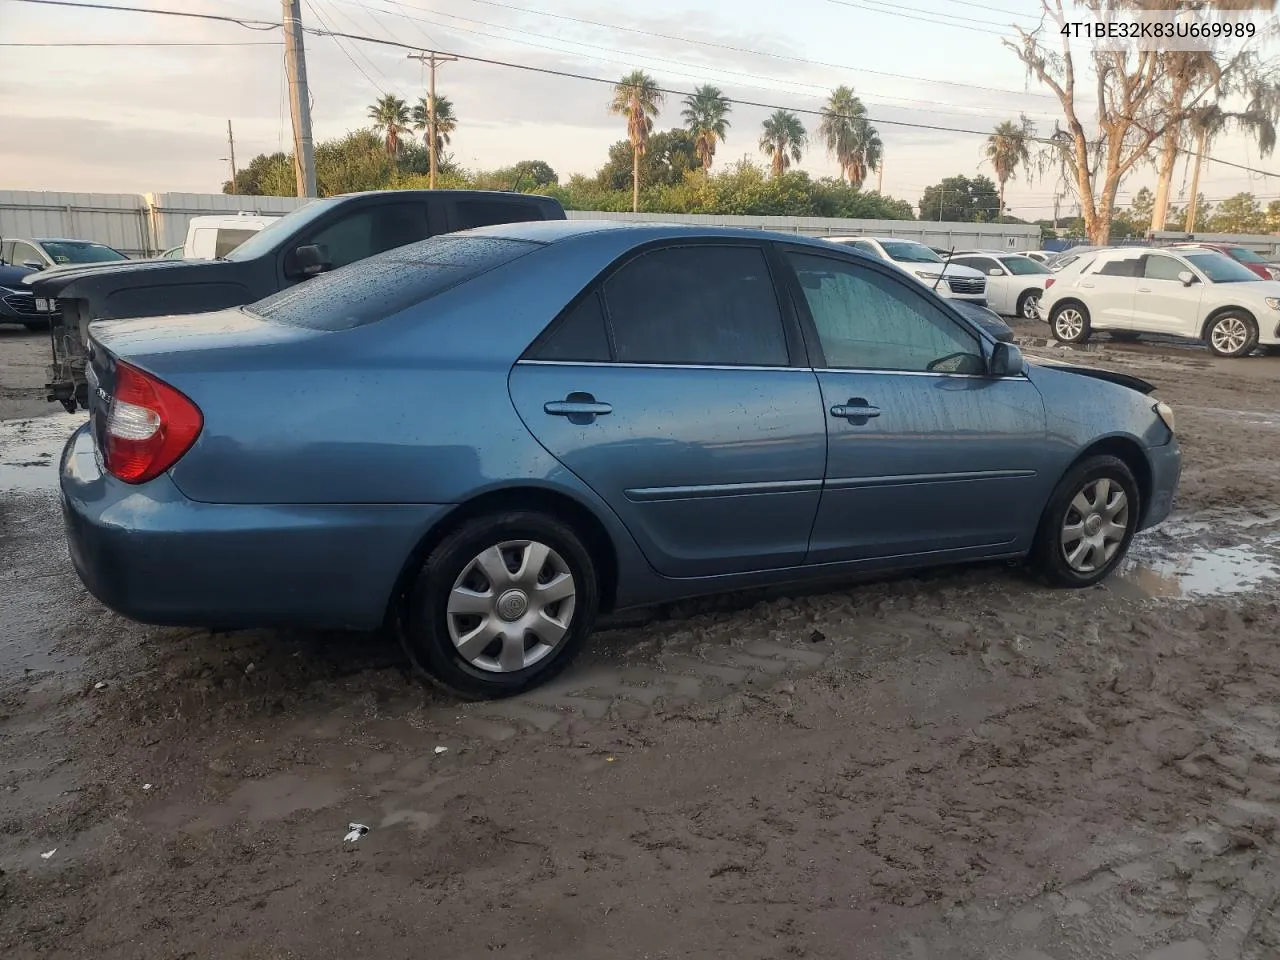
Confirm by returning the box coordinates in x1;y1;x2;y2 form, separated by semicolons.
1128;187;1155;237
368;94;411;165
597;129;699;192
1166;195;1213;232
411;95;457;167
1268;199;1280;232
818;86;880;188
759;110;807;179
918;175;1001;222
981;116;1034;224
681;84;732;171
1207;193;1269;233
609;70;664;212
316;128;394;195
223;151;294;196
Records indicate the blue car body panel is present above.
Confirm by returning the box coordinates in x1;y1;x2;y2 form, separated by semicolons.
60;221;1183;632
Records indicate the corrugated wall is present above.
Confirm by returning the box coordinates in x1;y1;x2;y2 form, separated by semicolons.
2;188;1043;256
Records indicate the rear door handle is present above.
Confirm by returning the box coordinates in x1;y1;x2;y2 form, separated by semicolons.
830;400;881;422
1081;281;1096;288
544;392;612;424
1138;286;1152;292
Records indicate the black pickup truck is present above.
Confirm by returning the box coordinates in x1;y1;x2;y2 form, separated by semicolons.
26;189;566;411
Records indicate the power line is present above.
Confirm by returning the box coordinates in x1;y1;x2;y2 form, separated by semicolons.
303;0;385;94
0;39;281;45
825;0;1005;36
9;0;279;28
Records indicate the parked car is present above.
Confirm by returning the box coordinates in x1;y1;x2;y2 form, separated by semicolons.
824;236;988;305
0;262;47;328
1045;246;1104;272
1022;251;1051;264
950;249;1053;319
25;189;567;411
60;222;1180;698
1;237;129;271
158;246;184;260
1165;242;1280;280
178;213;281;260
1039;245;1280;357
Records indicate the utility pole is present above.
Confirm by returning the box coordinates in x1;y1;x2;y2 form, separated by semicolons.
937;187;945;222
876;154;883;194
283;0;317;197
407;51;457;188
224;120;238;195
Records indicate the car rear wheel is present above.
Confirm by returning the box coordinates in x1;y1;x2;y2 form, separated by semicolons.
1205;311;1258;358
1050;303;1091;344
1031;455;1139;588
400;511;600;699
1017;289;1041;320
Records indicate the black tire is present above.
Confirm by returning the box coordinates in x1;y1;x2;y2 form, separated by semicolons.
1203;311;1259;358
1030;454;1140;588
1050;301;1092;344
400;511;600;699
1016;289;1041;320
1109;331;1142;342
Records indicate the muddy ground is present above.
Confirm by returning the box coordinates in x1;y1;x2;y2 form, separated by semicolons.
2;319;1280;960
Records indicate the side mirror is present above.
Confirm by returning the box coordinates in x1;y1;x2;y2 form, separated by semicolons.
22;260;44;271
1177;270;1196;286
990;341;1025;378
287;243;331;278
988;268;1003;277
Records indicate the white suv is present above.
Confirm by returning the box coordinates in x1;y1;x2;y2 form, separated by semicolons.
1039;245;1280;358
825;236;988;305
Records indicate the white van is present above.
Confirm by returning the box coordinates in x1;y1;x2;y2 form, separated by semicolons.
177;213;281;260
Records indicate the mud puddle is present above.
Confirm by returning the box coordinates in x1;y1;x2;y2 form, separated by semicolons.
0;412;86;493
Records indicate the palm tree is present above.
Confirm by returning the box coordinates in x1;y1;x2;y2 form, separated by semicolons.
681;84;731;171
759;110;807;178
818;86;869;185
609;70;664;212
1183;85;1278;232
412;95;457;166
982;115;1034;223
846;117;883;191
368;94;411;163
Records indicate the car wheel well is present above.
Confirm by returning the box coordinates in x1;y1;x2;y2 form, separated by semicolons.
384;487;619;626
1050;297;1087;316
1200;305;1255;341
1067;437;1151;522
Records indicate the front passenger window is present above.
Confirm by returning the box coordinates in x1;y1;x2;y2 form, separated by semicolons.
788;252;984;374
1143;255;1186;282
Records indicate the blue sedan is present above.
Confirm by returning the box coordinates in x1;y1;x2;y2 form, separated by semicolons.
60;221;1181;698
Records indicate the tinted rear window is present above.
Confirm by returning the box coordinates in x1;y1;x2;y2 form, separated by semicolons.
249;235;541;331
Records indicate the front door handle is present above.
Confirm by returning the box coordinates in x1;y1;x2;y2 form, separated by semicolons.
544;392;612;424
1081;281;1096;288
830;399;881;423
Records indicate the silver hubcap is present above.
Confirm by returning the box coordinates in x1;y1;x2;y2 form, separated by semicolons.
1054;308;1084;340
446;540;576;673
1061;478;1129;574
1023;295;1040;319
1211;316;1248;355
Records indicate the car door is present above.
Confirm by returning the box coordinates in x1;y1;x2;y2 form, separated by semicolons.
1132;253;1204;337
954;256;1010;313
1078;254;1141;329
779;247;1049;565
508;241;827;578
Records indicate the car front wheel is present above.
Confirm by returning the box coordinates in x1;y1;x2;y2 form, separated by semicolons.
1017;289;1041;320
1205;311;1258;358
1031;455;1139;588
401;511;600;699
1050;303;1091;344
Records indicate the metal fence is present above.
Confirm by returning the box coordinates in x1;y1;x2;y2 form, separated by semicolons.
2;188;1049;256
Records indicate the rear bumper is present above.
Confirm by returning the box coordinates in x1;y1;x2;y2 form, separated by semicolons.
59;425;451;630
1140;438;1182;532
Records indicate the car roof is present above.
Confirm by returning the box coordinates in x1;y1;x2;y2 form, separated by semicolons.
468;219;887;254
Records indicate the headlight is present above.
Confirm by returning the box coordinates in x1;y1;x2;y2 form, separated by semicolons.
1265;297;1280;311
916;271;942;280
1154;401;1175;434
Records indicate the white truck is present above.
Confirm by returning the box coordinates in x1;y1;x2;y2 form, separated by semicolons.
159;212;281;260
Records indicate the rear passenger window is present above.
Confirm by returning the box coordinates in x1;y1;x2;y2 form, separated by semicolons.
531;292;612;362
602;245;789;366
1098;258;1140;277
453;200;543;231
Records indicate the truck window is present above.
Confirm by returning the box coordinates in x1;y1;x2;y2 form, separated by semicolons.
452;199;545;231
214;229;258;258
305;203;431;270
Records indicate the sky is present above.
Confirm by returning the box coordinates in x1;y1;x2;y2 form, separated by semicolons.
1;0;1278;221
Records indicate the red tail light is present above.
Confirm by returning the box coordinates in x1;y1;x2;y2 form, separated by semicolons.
103;361;203;484
1044;278;1055;288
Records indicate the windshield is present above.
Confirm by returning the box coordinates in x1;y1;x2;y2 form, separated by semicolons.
1225;246;1267;264
40;240;128;264
880;241;942;264
1184;251;1261;283
225;198;334;261
1001;255;1050;275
